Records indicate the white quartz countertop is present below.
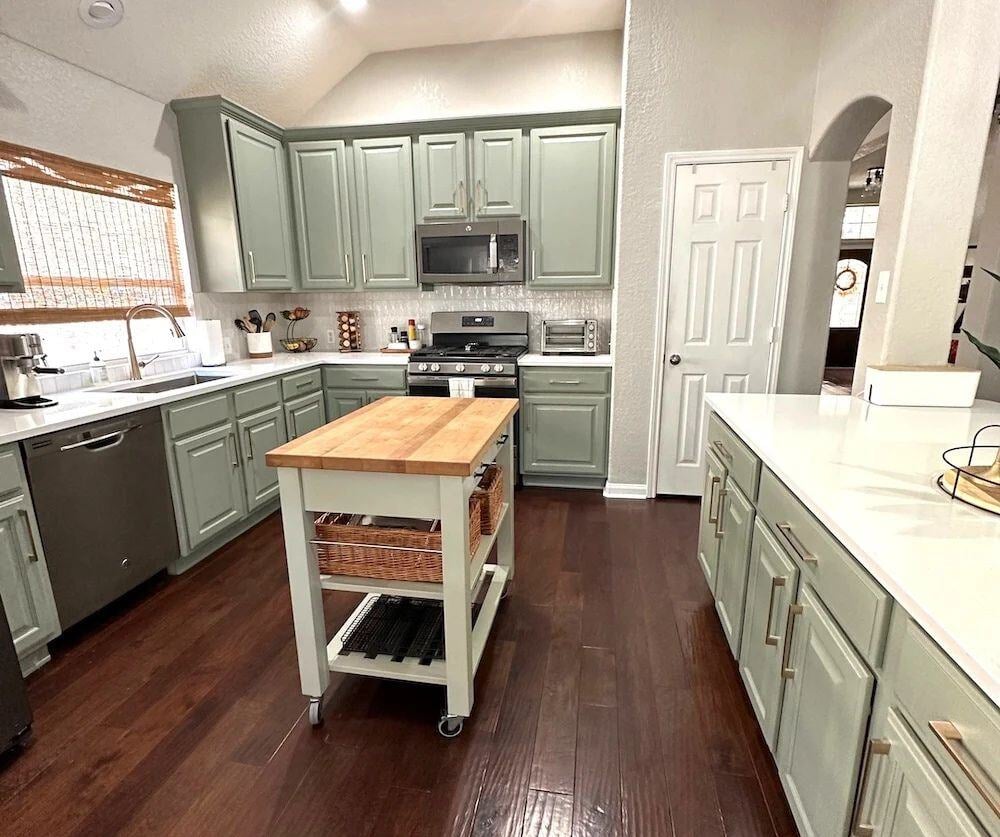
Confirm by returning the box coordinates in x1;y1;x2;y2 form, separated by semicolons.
0;352;407;446
705;392;1000;705
519;353;613;367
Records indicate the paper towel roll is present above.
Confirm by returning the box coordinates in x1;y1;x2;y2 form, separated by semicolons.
197;320;227;367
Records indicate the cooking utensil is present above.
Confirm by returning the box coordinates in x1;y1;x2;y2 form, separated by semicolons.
263;312;276;332
248;310;263;333
234;318;250;333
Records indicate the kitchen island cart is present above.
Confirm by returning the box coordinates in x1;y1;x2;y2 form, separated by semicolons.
267;395;517;736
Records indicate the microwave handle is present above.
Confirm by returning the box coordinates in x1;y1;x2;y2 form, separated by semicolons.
488;233;498;273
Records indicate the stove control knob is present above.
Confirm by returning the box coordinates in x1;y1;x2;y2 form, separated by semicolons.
418;363;428;372
493;364;504;373
455;363;465;372
480;363;491;373
430;363;441;372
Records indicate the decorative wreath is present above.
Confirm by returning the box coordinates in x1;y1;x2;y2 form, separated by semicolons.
835;266;858;294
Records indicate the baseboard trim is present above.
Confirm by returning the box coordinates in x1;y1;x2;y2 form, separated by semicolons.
602;482;650;500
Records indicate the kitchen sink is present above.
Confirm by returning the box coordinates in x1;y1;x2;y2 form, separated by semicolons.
104;372;233;394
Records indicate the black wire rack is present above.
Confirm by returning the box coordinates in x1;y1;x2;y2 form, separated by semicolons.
937;423;1000;517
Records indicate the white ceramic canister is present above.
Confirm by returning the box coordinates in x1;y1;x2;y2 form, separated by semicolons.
246;331;273;359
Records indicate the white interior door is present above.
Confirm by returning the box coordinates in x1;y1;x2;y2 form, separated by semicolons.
656;159;791;495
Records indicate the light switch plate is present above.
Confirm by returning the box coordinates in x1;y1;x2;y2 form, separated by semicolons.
875;270;890;304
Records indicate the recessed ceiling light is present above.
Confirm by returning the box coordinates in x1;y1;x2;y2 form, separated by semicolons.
78;0;124;28
340;0;367;13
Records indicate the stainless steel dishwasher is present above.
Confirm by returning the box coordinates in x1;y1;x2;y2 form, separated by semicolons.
22;407;179;629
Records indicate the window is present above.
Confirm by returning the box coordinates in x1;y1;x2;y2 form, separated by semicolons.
830;258;868;328
0;141;191;324
841;204;879;240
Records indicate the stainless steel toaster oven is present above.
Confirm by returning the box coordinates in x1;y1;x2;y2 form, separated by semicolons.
541;319;599;355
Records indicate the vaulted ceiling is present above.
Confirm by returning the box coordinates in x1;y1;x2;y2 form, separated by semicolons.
0;0;625;124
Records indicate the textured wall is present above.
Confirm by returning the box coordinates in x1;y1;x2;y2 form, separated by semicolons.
299;31;623;126
606;0;825;488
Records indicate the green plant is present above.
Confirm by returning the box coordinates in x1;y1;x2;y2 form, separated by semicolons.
962;266;1000;371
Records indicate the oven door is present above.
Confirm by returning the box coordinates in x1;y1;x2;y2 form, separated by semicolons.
407;376;517;398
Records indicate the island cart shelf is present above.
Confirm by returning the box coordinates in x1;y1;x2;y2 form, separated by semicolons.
266;396;518;737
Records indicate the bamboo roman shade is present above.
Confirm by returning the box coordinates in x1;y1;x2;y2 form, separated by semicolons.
0;140;191;324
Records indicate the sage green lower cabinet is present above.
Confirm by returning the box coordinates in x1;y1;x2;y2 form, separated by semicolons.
325;388;367;420
776;584;874;837
323;366;406;420
0;179;25;292
284;390;326;439
521;394;609;477
858;706;986;837
738;520;799;750
0;489;59;669
171;422;247;552
713;480;754;656
236;405;287;512
696;450;726;592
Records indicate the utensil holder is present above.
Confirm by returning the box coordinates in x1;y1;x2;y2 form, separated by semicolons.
246;332;273;359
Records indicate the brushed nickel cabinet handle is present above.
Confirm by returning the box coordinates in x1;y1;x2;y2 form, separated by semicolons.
850;738;892;837
928;720;1000;818
549;379;581;385
531;248;537;282
780;603;804;679
228;433;239;469
764;576;786;646
248;250;256;283
344;252;352;283
245;427;253;460
17;509;38;563
707;475;721;525
475;179;483;213
714;488;728;538
776;522;818;565
711;439;732;462
361;253;369;284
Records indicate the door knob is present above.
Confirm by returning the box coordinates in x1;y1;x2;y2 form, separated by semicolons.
668;354;682;366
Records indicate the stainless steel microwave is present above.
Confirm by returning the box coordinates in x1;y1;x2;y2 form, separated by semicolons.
416;219;525;285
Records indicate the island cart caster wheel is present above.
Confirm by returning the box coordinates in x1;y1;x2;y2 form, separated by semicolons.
308;697;324;727
438;715;464;738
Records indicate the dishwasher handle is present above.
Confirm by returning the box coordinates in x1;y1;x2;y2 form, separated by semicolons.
59;426;135;452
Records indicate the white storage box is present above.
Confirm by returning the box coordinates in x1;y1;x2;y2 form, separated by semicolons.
862;365;981;408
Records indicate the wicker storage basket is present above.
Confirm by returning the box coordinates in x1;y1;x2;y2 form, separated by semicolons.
474;464;505;534
314;495;483;583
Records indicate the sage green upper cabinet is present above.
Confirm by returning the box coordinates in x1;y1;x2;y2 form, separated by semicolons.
0;181;25;292
776;584;874;837
415;133;469;221
352;136;418;289
227;119;296;290
472;129;522;218
697;449;727;592
171;99;295;292
713;481;755;657
288;140;355;289
528;124;616;288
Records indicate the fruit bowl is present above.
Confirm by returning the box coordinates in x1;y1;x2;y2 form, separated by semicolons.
280;337;318;353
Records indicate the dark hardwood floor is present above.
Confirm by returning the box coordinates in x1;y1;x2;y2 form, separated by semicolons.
0;488;796;836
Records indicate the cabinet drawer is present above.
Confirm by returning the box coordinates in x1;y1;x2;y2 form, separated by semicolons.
281;368;322;400
323;366;406;391
758;468;890;666
520;368;611;394
891;615;1000;828
0;445;23;496
707;412;760;499
165;393;232;439
233;378;281;417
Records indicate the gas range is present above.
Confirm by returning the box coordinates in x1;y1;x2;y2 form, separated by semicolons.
407;312;529;384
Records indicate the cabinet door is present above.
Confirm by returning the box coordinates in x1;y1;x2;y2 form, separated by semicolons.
415;132;469;221
739;520;799;750
696;449;727;592
285;391;326;440
473;129;522;218
237;405;287;512
714;480;755;656
365;389;405;405
860;706;986;837
352;136;417;288
0;180;25;292
173;423;246;551
227;118;296;290
776;584;875;837
520;394;609;476
288;140;355;289
528;124;616;287
325;389;367;420
0;493;59;656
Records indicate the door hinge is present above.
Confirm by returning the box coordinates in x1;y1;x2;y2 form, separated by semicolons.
769;326;778;344
782;193;790;213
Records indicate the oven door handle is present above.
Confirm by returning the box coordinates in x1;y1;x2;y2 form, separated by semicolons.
408;376;517;389
488;233;498;273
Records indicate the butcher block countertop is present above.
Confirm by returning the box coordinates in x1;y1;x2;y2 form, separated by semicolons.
265;396;518;476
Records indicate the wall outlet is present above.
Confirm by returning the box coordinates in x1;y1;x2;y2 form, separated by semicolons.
875;270;891;304
223;336;233;356
326;329;336;345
